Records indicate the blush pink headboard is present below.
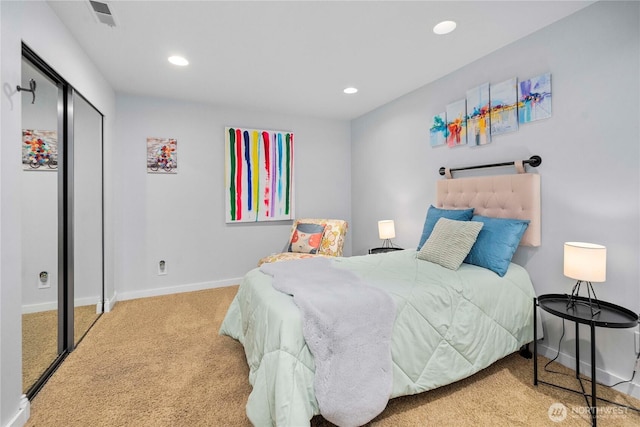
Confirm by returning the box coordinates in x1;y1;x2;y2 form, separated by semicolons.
436;173;541;247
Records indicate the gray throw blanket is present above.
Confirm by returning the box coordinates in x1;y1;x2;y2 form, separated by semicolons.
260;257;396;427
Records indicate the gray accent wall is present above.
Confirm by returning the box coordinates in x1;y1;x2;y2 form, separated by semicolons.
352;1;639;394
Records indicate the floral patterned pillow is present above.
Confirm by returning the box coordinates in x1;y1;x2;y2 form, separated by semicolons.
288;223;326;254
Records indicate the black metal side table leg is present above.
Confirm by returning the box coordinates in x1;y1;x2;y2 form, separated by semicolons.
575;322;580;379
534;297;538;385
591;323;597;427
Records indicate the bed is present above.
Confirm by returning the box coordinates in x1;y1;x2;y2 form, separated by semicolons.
220;172;541;427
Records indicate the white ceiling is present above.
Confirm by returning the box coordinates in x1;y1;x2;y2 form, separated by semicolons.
48;0;594;120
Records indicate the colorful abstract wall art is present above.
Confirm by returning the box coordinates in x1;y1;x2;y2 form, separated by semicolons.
518;73;552;124
147;137;177;174
429;72;552;149
466;83;491;146
445;99;467;147
490;77;519;136
225;127;294;223
22;129;58;170
429;112;447;147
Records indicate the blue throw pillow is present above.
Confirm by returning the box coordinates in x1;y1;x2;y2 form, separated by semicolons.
417;205;475;250
463;215;530;277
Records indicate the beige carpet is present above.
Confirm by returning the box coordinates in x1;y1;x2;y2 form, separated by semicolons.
22;305;100;393
27;286;640;426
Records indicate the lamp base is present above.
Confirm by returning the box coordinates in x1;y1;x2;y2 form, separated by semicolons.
566;280;601;317
381;239;396;249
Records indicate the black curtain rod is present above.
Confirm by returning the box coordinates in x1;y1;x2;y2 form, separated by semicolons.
439;155;542;176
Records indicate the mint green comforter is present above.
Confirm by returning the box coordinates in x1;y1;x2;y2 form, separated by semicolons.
219;250;536;426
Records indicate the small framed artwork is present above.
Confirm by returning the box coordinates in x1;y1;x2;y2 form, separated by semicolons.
429;112;447;147
147;137;177;174
466;83;491;146
490;77;518;136
445;99;467;147
518;73;552;124
22;129;58;171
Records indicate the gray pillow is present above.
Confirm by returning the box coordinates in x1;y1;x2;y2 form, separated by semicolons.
417;218;483;270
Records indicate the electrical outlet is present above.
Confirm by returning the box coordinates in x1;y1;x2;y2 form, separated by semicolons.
38;271;50;289
158;260;167;275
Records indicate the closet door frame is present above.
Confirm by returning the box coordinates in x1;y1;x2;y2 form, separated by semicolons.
70;88;105;345
22;43;105;399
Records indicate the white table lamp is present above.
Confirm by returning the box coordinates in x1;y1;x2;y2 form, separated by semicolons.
378;220;396;248
564;242;606;316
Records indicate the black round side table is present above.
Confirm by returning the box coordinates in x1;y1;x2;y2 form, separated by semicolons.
368;247;404;255
533;294;639;426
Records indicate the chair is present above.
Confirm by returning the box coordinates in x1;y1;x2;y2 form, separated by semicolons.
258;218;348;266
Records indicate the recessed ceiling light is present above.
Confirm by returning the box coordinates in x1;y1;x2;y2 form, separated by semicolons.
433;20;457;35
343;87;358;94
168;56;189;66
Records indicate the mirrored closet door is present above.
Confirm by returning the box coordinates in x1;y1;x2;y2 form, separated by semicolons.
20;57;61;395
21;45;104;399
72;92;104;346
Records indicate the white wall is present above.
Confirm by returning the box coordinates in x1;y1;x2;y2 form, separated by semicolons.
0;1;115;425
352;1;640;394
114;94;351;301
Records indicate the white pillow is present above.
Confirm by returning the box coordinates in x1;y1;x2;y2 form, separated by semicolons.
417;218;483;270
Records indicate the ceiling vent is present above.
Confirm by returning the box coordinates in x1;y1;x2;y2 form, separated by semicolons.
89;0;116;27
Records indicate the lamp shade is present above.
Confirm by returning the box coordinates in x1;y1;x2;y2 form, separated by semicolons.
563;242;606;282
378;220;396;240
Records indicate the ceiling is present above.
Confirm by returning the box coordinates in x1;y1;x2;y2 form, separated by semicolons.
48;0;594;120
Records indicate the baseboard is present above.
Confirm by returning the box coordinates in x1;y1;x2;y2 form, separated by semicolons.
537;343;640;399
21;297;102;314
103;291;117;312
20;279;236;314
115;278;242;302
5;395;30;427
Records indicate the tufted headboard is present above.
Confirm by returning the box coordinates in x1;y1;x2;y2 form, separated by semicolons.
436;173;541;247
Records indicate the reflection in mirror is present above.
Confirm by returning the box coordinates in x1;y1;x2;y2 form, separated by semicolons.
21;58;60;393
73;93;103;344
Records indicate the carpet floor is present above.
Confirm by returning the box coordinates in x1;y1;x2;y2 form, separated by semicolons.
22;305;100;393
26;286;640;426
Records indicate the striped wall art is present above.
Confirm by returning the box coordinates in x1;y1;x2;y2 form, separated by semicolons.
225;127;294;223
